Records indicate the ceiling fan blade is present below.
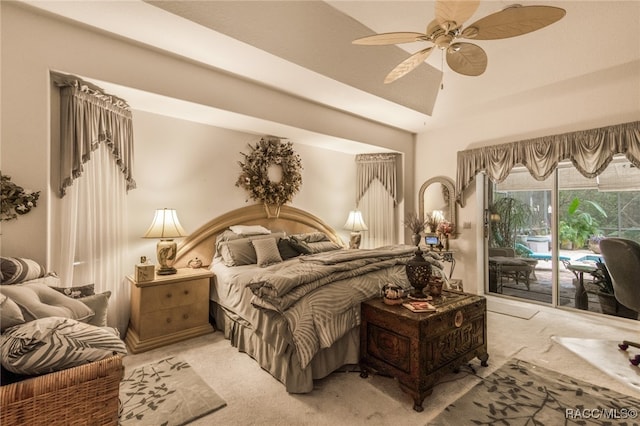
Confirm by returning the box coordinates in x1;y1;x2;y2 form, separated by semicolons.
462;5;566;40
446;42;487;76
353;32;427;45
384;47;434;84
435;0;480;30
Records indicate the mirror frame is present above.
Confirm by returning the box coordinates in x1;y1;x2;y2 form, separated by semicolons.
418;176;458;239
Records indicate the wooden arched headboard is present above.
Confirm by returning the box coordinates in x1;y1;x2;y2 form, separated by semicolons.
175;204;345;268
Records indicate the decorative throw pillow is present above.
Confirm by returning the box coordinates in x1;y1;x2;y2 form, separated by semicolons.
218;232;286;266
0;283;94;323
49;283;96;299
277;237;302;260
252;238;283;267
288;238;312;255
78;291;111;327
292;232;330;243
306;241;342;254
1;257;46;284
0;316;127;375
0;294;25;332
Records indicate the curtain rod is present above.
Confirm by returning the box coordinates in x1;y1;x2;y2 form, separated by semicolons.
50;71;130;110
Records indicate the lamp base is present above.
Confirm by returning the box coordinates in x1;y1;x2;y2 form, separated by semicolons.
156;239;178;275
156;266;177;275
349;232;362;249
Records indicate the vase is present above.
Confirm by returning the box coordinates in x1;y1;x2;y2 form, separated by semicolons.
411;233;421;246
428;277;443;297
405;247;432;299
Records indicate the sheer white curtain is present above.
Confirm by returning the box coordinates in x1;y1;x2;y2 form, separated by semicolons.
51;73;135;336
356;153;399;249
53;144;130;334
359;180;397;248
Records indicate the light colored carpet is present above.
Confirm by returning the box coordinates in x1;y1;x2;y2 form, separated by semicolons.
487;298;539;319
553;336;640;394
119;356;226;425
122;297;640;425
430;358;640;425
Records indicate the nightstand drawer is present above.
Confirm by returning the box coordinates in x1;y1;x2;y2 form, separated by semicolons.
139;303;208;339
139;278;208;312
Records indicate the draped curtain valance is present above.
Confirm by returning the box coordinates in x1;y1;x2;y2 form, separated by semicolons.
53;73;136;197
356;153;399;206
456;121;640;206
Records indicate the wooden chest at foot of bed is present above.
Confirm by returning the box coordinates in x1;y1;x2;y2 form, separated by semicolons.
125;268;214;353
360;291;489;412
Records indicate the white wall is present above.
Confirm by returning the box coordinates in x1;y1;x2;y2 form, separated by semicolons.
129;111;358;265
415;59;640;293
1;2;414;268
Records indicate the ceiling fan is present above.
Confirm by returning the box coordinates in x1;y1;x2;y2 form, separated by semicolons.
352;0;566;83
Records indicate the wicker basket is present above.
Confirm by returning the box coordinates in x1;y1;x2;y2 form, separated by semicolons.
0;355;123;426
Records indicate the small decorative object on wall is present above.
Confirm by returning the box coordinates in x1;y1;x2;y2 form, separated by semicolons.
0;173;40;221
236;136;302;218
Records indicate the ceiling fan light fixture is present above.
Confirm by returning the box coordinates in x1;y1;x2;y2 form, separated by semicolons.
353;0;565;83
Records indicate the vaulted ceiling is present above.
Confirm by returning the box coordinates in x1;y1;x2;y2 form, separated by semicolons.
23;1;640;135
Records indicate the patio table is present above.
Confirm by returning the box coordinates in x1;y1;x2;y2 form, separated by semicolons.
566;263;597;310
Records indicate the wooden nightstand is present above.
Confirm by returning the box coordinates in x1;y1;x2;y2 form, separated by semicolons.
360;291;488;411
125;268;214;353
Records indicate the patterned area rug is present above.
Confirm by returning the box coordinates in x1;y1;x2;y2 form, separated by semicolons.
430;358;640;425
120;356;226;425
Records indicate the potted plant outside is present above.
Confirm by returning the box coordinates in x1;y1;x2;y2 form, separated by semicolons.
559;198;607;250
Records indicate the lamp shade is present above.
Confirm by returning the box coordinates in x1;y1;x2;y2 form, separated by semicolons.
143;208;186;239
344;210;368;232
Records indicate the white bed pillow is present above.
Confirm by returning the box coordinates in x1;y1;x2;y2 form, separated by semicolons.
229;225;271;235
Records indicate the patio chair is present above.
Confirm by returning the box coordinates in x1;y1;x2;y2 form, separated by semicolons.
489;247;535;291
599;238;640;355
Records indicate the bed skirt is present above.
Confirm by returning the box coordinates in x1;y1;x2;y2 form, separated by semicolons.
211;301;360;393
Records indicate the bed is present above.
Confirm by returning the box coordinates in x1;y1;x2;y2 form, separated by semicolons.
173;204;427;393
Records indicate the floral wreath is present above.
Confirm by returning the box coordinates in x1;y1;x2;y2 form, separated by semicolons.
1;173;40;221
236;137;302;206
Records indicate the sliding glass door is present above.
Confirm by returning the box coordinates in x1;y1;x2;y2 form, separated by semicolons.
487;155;640;321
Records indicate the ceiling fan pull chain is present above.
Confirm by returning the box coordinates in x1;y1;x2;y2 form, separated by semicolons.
441;51;445;90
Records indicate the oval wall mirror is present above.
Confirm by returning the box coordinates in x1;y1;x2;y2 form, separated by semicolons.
418;176;458;239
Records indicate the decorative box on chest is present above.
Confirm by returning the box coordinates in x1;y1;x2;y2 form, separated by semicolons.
360;291;489;412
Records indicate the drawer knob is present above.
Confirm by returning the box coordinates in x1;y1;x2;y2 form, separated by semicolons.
166;293;172;298
184;290;189;295
183;313;189;320
166;318;172;323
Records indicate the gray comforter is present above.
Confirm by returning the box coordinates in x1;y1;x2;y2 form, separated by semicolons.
247;245;433;368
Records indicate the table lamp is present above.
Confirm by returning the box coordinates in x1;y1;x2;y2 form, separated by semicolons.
344;210;368;249
143;208;187;275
